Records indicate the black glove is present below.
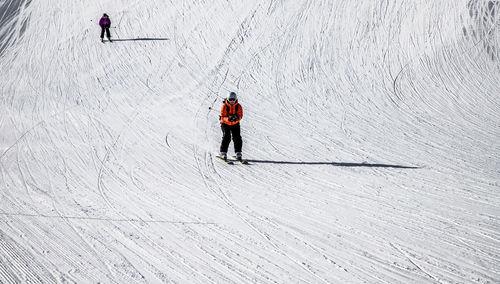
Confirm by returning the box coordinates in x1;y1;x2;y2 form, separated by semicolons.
229;115;239;122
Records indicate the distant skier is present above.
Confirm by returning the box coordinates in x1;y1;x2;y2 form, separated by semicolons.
99;13;112;42
219;92;244;161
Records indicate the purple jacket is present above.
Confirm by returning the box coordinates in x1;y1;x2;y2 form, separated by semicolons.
99;16;111;28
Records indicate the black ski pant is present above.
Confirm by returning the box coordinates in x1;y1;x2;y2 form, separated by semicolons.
220;123;242;153
100;26;111;39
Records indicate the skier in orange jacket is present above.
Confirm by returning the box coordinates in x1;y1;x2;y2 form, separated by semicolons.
219;91;243;161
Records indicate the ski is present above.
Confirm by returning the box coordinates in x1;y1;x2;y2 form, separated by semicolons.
233;156;249;165
216;156;233;165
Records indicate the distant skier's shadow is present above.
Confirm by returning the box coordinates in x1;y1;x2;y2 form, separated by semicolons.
112;37;169;42
246;159;421;169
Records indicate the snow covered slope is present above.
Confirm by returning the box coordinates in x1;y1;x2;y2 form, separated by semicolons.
0;0;499;282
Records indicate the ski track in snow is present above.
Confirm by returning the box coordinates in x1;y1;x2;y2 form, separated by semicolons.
0;0;499;283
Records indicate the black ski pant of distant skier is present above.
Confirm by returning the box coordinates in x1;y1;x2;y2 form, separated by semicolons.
100;26;111;39
220;123;242;153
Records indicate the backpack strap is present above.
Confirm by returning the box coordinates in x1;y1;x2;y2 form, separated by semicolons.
223;101;239;116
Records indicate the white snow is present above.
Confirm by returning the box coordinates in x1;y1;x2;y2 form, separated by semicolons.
0;0;499;283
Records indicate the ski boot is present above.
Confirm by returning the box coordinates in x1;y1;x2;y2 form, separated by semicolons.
219;152;227;161
235;152;242;161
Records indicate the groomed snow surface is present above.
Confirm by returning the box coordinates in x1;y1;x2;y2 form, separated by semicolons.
0;0;499;283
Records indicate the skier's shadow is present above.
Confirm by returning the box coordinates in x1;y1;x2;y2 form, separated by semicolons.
112;37;169;42
246;159;421;169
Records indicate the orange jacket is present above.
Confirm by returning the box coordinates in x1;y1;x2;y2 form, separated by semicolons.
220;100;243;125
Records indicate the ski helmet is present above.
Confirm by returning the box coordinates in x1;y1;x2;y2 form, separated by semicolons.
227;92;237;104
